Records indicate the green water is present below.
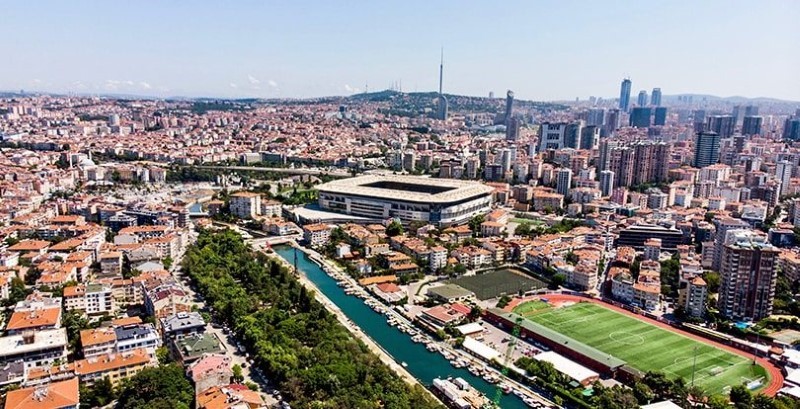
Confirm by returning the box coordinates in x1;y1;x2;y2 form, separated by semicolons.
274;245;533;409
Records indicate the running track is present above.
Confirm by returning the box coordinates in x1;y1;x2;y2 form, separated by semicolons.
504;294;784;396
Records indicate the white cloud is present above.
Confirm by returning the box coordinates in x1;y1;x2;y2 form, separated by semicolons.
31;79;42;84
229;83;238;88
139;82;152;89
344;84;361;93
247;75;261;85
124;80;134;86
268;80;278;88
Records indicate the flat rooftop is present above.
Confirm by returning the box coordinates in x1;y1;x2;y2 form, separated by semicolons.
0;328;68;356
316;175;494;204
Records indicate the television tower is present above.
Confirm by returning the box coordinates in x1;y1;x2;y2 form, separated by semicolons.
438;47;444;95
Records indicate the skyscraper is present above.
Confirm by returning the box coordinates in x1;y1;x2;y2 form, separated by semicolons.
719;230;779;321
629;107;651;128
732;105;743;126
637;90;648;107
742;116;763;135
744;105;759;117
556;168;572;196
619;78;632;111
603;109;621;136
650;88;662;106
653;107;668;126
586;108;605;126
537;122;578;152
505;90;515;124
600;170;615;197
505;117;520;141
694;131;721;169
579;126;599;150
776;160;792;197
708;115;735;138
784;118;800;141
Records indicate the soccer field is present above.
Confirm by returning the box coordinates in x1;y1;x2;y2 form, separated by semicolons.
514;301;768;394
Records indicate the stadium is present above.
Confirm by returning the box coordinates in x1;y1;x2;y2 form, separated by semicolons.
485;294;782;396
315;174;494;226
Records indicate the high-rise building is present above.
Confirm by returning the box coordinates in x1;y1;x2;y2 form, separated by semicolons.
538;122;581;152
619;78;632;111
587;108;605;127
629;107;652;128
637;90;648;107
732;105;743;126
579;126;599;150
708;115;735;138
783;118;800;141
651;88;662;106
653;107;668;126
712;218;750;271
500;149;512;172
600;170;614;197
719;230;779;321
744;105;759;117
603;140;669;188
776;160;792;197
693;131;721;169
603;109;621;136
556;168;573;196
742;116;763;136
506;117;520;141
505;90;515;124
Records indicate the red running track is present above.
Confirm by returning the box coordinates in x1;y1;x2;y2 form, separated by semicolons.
504;294;784;396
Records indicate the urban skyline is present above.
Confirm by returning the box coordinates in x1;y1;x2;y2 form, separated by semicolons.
1;1;798;101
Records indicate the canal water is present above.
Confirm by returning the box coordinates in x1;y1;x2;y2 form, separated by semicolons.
274;246;529;409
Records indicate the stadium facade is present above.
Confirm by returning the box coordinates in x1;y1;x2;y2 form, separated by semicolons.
315;175;494;227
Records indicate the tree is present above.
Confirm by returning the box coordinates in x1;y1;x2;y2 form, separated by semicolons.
551;273;566;288
232;364;244;383
468;214;485;234
752;393;777;409
703;271;721;293
515;222;532;236
80;377;116;408
116;364;194;409
729;385;753;409
162;256;173;271
707;394;731;409
156;346;171;365
633;381;655;405
386;220;404;237
3;277;29;307
62;310;90;355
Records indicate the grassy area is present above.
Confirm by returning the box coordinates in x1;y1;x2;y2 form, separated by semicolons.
448;269;546;300
514;301;768;395
510;218;545;225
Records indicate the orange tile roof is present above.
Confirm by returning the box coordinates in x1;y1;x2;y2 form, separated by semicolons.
5;307;61;331
8;240;50;252
79;328;117;347
74;349;151;376
4;377;79;409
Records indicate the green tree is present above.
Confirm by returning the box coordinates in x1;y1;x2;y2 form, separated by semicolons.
703;271;721;293
232;364;244;383
62;310;90;355
551;273;566;288
386;220;404;237
515;222;532;236
468;214;485;234
80;377;117;408
116;364;194;409
162;256;173;271
632;381;655;405
729;384;753;409
707;394;731;409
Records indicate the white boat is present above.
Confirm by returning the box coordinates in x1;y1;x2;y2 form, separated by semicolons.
401;361;408;368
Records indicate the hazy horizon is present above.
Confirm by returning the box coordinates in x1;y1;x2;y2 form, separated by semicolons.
1;1;798;101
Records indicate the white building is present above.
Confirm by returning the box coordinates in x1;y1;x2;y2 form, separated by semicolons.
229;192;262;219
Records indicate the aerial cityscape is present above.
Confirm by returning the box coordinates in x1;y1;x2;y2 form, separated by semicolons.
1;2;799;409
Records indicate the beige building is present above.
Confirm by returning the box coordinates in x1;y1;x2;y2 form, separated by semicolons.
229;192;262;219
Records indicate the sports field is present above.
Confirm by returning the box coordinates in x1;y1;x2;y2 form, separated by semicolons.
447;269;547;300
513;300;768;394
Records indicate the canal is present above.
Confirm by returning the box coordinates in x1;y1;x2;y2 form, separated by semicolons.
274;245;530;409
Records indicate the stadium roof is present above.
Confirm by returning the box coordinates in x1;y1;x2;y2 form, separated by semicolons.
488;309;626;369
315;174;494;204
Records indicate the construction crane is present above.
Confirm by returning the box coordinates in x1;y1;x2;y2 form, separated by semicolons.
493;317;523;407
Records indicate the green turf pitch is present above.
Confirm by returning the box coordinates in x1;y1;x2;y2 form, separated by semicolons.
513;301;768;394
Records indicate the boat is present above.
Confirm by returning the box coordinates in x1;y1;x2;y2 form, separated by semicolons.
401;361;408;368
499;383;512;394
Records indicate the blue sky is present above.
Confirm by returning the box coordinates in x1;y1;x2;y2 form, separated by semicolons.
1;1;798;101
